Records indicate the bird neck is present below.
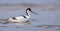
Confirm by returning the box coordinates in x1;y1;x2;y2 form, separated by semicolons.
26;10;30;16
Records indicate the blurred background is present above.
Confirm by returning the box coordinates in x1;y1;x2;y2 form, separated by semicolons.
0;0;60;31
0;0;60;18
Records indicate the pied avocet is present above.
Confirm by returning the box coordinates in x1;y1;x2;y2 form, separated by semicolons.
8;8;37;23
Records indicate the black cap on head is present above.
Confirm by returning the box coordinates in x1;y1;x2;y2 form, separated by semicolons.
26;8;31;11
26;8;38;16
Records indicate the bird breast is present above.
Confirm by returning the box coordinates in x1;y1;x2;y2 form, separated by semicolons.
8;16;30;22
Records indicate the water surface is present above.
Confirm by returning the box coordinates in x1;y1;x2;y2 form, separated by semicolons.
0;4;60;31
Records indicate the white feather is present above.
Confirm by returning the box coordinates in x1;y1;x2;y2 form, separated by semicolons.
8;8;31;23
8;15;30;22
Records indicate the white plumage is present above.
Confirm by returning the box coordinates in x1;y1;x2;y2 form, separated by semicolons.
8;8;36;23
8;15;30;23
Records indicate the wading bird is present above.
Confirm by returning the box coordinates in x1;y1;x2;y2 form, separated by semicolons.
8;8;37;23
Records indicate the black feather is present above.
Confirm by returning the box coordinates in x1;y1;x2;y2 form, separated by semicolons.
12;17;16;20
22;15;26;18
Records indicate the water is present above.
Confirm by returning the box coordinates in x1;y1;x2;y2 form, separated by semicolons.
0;0;60;4
0;4;60;31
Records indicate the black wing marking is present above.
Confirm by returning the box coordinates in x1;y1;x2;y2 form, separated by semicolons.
10;15;26;19
22;15;26;18
12;17;16;20
19;15;26;18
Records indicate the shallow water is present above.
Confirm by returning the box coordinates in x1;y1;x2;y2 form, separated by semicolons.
0;5;60;31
